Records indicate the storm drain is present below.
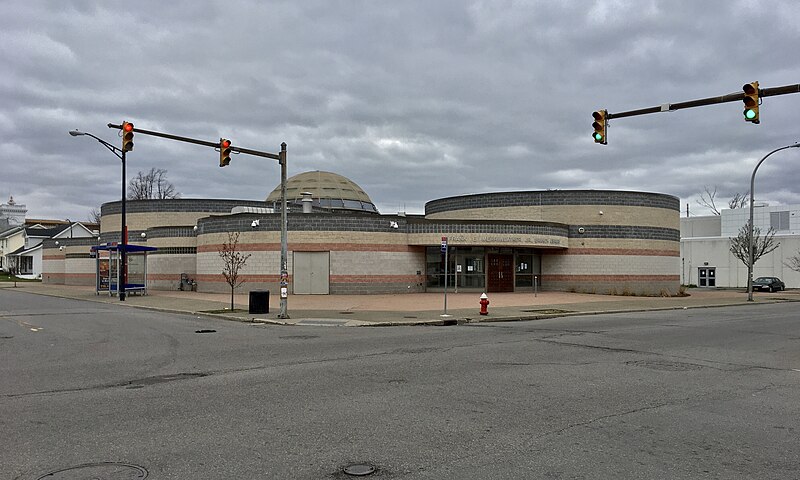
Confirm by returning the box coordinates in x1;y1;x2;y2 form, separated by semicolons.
195;329;217;334
37;462;147;479
343;463;376;476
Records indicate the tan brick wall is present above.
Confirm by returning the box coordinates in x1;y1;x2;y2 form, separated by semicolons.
42;248;64;284
102;212;217;233
330;251;425;276
543;254;679;276
148;255;197;290
427;205;678;229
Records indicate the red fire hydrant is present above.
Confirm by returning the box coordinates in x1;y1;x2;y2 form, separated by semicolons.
479;293;490;315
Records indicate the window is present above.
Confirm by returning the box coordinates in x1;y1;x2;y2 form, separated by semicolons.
770;211;790;231
425;246;485;289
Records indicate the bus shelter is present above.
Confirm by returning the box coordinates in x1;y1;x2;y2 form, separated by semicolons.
92;243;157;296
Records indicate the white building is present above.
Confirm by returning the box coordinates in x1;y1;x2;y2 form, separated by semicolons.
681;204;800;288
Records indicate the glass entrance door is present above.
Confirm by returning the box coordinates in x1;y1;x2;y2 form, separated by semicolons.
698;267;716;287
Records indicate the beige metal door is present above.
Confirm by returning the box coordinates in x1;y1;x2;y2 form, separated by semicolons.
293;251;330;294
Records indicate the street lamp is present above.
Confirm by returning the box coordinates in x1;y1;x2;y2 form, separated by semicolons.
747;142;800;301
69;129;129;301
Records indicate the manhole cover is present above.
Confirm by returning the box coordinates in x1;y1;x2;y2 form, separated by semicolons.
343;463;376;476
37;462;148;479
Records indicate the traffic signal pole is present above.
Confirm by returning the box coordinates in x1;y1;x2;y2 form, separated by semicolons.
108;123;289;318
605;83;800;120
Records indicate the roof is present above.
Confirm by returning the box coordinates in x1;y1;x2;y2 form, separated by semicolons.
9;243;42;256
25;226;66;238
266;170;378;213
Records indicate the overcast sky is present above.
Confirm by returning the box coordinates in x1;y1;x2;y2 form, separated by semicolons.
3;0;799;222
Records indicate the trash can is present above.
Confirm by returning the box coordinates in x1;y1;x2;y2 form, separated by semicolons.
249;290;269;314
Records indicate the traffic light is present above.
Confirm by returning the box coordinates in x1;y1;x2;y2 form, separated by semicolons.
742;81;759;124
219;138;232;167
121;121;134;151
592;110;607;145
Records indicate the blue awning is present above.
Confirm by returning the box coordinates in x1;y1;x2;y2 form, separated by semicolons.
91;243;157;253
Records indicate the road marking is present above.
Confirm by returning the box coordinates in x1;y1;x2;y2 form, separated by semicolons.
30;327;41;332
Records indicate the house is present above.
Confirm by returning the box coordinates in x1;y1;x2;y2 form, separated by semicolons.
3;223;96;279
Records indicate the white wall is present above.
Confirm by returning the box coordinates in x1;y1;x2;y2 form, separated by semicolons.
681;235;800;288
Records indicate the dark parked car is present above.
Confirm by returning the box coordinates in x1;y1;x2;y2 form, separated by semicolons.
752;276;785;292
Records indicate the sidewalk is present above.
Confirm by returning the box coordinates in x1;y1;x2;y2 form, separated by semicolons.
2;282;798;326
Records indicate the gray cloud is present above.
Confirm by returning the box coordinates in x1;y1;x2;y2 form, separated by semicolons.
2;0;799;221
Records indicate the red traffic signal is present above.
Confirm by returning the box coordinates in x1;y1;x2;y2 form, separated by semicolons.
121;121;134;151
219;138;232;167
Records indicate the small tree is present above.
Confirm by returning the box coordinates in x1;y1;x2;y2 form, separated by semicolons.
7;256;19;287
729;223;779;270
218;232;251;310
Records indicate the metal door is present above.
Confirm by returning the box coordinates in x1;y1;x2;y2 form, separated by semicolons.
487;254;514;292
293;251;330;294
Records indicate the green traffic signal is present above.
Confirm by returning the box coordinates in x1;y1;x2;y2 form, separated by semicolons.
742;81;759;124
592;110;607;145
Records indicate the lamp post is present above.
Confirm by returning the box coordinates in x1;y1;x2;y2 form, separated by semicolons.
69;129;128;301
747;142;800;301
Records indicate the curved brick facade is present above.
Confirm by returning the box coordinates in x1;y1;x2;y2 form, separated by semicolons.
426;190;680;295
46;189;680;296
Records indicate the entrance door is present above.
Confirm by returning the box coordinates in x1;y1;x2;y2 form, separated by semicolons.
698;267;715;287
487;254;514;292
293;251;330;294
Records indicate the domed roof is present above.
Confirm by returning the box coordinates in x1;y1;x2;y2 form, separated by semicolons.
266;171;378;213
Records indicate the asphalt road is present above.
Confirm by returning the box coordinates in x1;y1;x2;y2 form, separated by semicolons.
1;289;799;479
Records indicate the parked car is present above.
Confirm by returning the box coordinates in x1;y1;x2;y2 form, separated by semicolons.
751;277;785;292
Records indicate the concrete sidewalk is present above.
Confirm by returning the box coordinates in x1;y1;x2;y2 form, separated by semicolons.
2;282;798;326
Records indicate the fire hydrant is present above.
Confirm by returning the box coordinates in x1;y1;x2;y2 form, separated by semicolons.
479;293;490;315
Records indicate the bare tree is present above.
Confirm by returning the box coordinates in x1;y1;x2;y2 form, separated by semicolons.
88;207;101;224
128;168;181;200
728;192;749;210
7;256;19;287
697;185;749;215
785;250;800;274
697;185;721;215
729;223;780;269
218;232;251;310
